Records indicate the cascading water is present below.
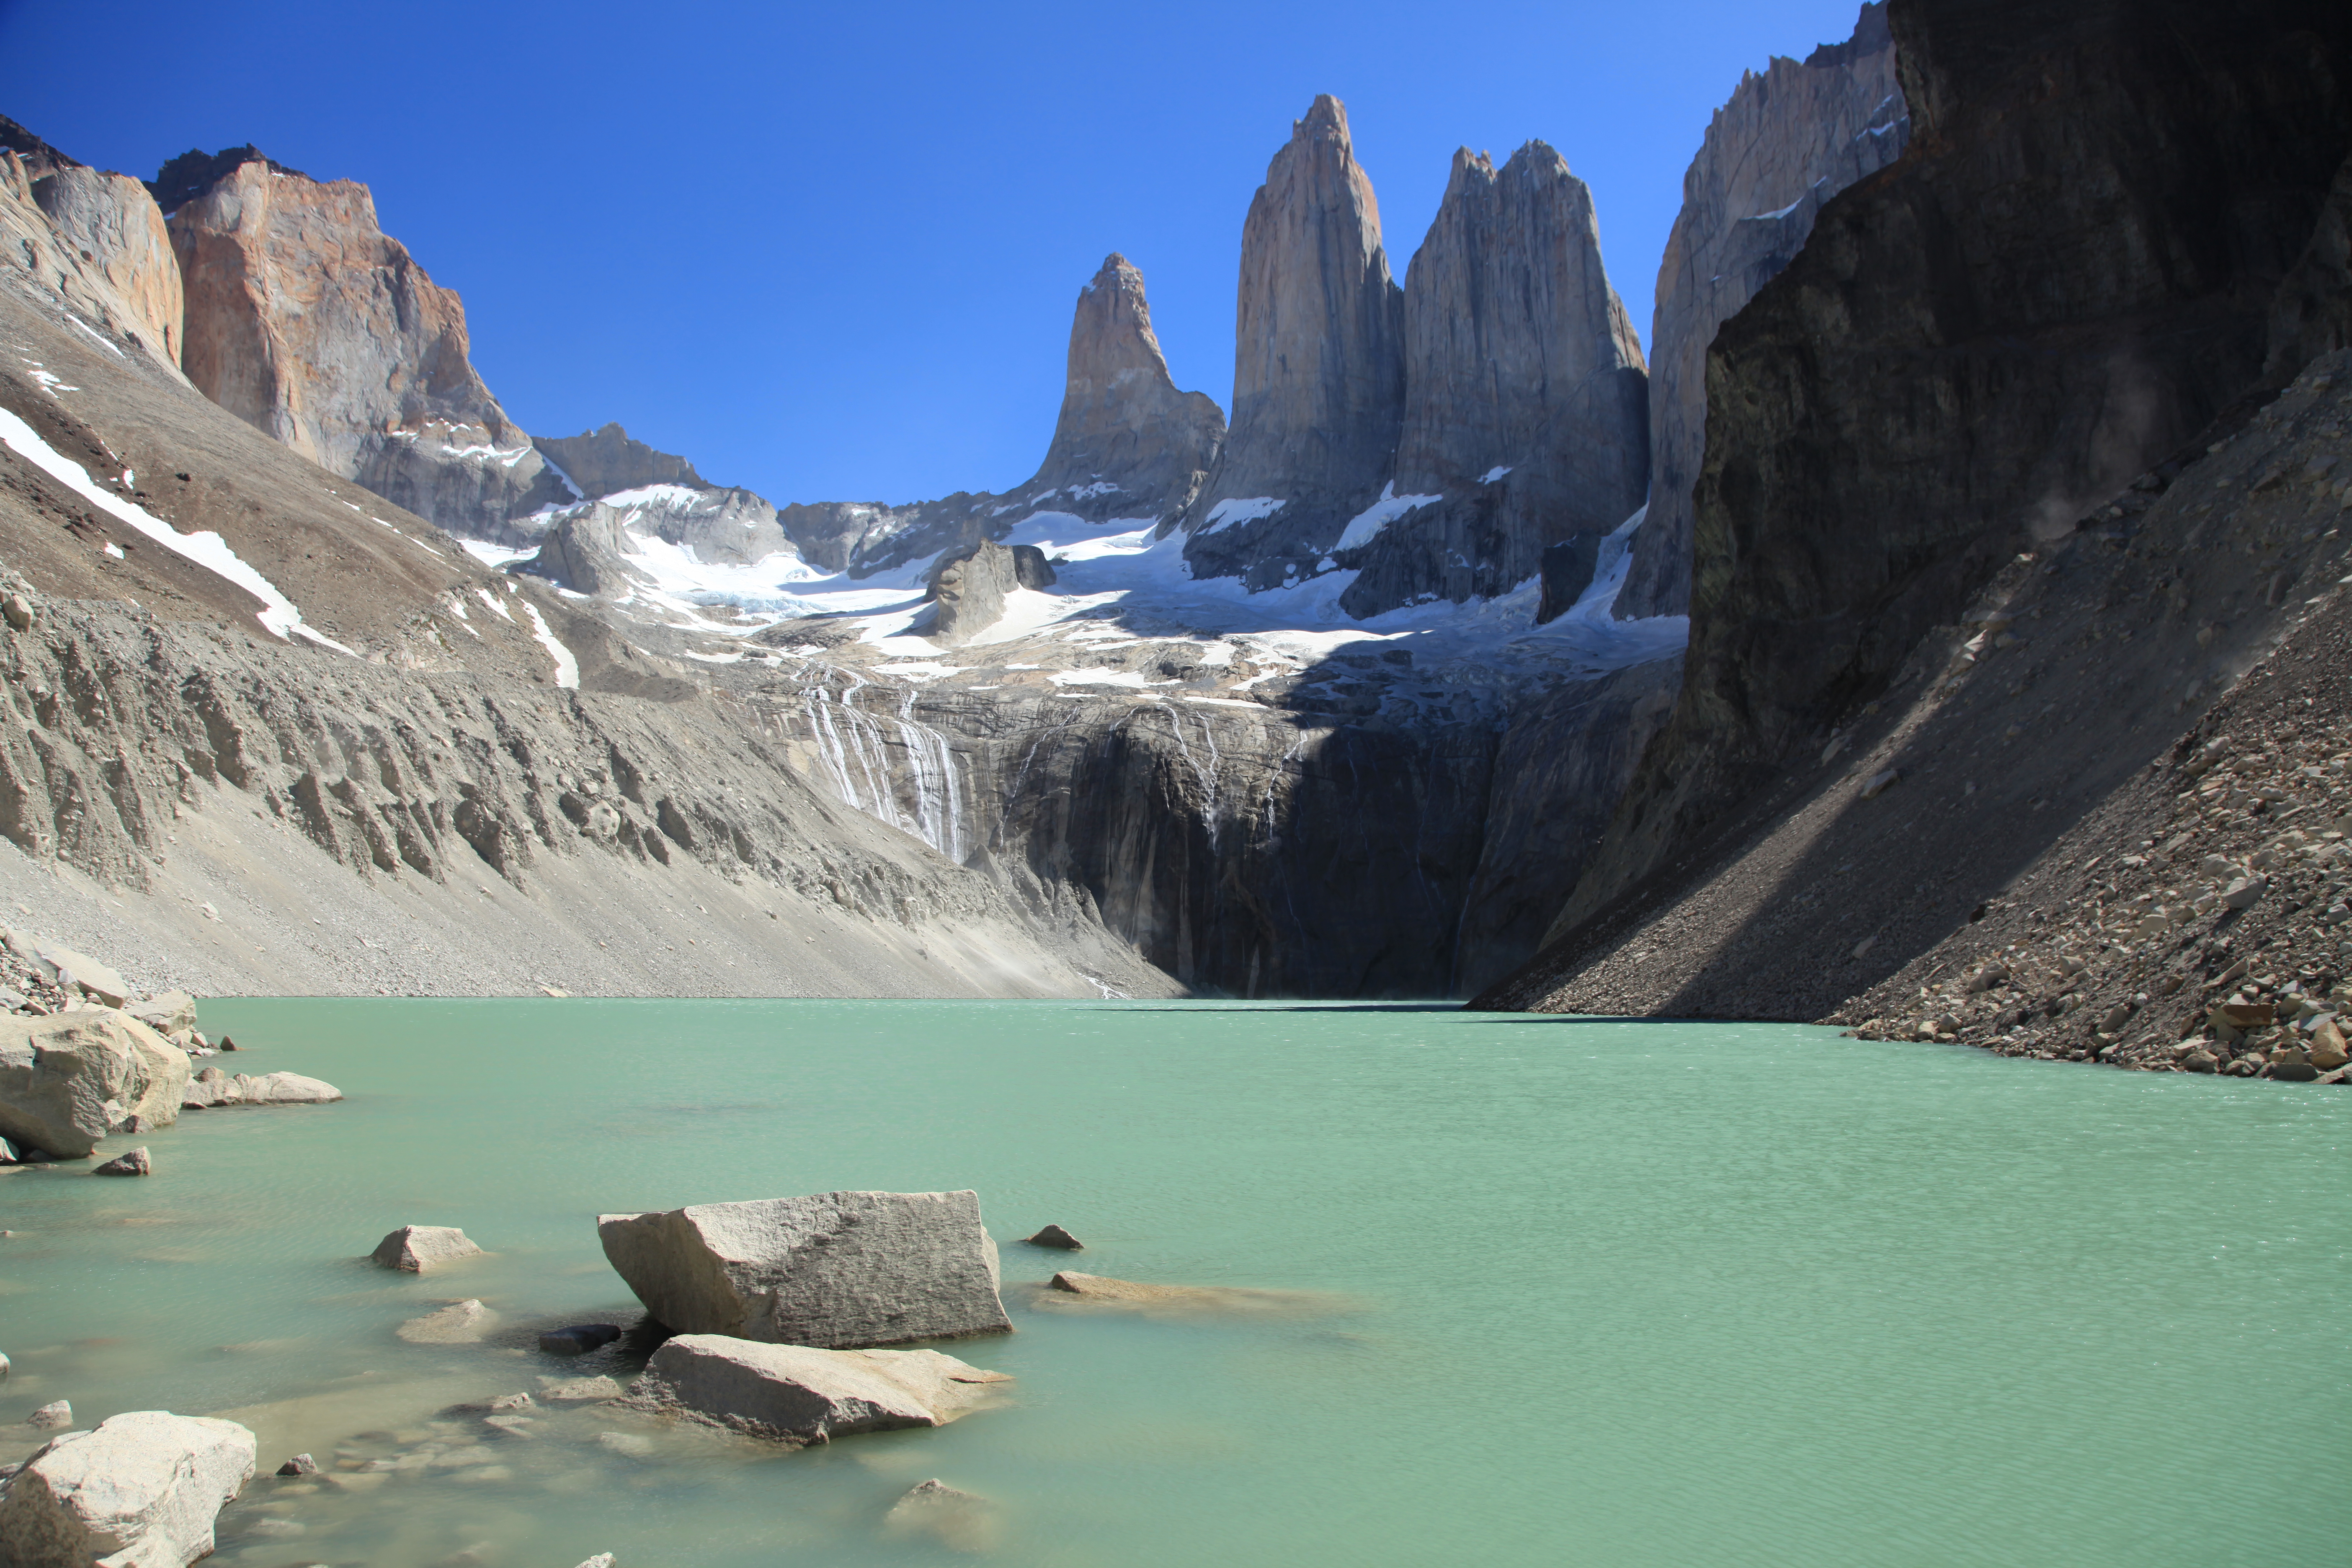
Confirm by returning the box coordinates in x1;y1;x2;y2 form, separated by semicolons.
799;674;966;862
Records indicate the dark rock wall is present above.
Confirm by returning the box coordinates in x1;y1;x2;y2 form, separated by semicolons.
1514;0;2352;968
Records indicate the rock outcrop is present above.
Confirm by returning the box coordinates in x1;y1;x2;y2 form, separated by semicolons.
1614;2;1909;619
928;540;1055;643
0;1410;256;1568
0;1010;188;1157
1024;253;1225;519
181;1068;341;1107
1480;0;2352;1013
165;153;572;536
598;1190;1011;1347
1181;95;1406;588
0;118;184;377
370;1224;484;1271
517;482;799;602
1339;140;1649;617
617;1333;1011;1444
533;422;707;500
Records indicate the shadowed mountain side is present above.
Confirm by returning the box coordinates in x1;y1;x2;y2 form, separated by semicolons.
1502;0;2352;990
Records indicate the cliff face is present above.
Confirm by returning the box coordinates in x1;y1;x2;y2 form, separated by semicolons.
1180;95;1406;588
1339;142;1649;618
1491;0;2352;995
167;157;571;535
0;120;184;377
533;421;707;500
1614;1;1908;619
1028;253;1225;515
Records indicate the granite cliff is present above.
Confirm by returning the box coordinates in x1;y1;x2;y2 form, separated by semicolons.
1614;1;1909;619
165;152;575;538
0;116;184;378
1479;0;2352;1024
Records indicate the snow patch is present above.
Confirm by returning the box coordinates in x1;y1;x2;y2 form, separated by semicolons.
1201;496;1284;534
1480;466;1512;484
518;600;579;688
1334;483;1443;551
64;314;125;358
1050;668;1149;689
0;407;356;654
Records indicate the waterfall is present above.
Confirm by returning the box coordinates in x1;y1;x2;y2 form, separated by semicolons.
800;676;966;861
1154;703;1225;849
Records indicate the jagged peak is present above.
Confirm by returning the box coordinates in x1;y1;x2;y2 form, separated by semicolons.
1294;94;1352;147
0;114;78;170
147;144;313;213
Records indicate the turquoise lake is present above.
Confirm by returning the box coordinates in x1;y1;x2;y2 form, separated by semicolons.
1;999;2345;1566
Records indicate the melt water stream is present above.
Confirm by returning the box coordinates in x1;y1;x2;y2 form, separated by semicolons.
2;1001;2345;1566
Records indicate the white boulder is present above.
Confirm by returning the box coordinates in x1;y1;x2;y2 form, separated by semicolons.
0;1011;189;1158
617;1333;1010;1443
597;1190;1011;1348
182;1070;341;1109
0;1410;255;1568
125;993;197;1034
369;1225;484;1272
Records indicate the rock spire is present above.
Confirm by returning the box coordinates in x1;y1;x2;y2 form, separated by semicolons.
1182;95;1406;587
1028;253;1224;513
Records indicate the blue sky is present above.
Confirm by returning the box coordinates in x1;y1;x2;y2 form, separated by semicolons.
2;0;1871;506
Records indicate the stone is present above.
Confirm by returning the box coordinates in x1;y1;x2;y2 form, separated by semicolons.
0;1410;255;1568
884;1478;1000;1553
537;1323;623;1357
598;1190;1011;1349
0;1010;188;1158
1859;768;1902;799
182;1070;342;1109
572;1556;617;1568
1;1350;10;1377
2222;876;2269;910
486;1392;534;1411
126;992;197;1034
2309;1018;2349;1070
2210;1001;2276;1030
534;1375;623;1402
0;139;184;378
92;1145;151;1176
275;1453;318;1476
2;593;29;631
616;1333;1011;1444
28;1399;70;1429
1617;1;1908;616
929;542;1053;644
396;1299;498;1344
1181;95;1406;588
1021;1224;1083;1251
29;941;127;1007
369;1225;485;1273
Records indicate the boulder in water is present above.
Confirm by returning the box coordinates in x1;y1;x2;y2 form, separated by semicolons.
0;1410;255;1568
885;1478;1001;1552
397;1299;498;1344
183;1069;342;1109
1022;1223;1083;1250
369;1225;485;1272
617;1333;1011;1444
92;1145;151;1176
598;1190;1011;1348
0;1010;190;1158
27;1399;70;1429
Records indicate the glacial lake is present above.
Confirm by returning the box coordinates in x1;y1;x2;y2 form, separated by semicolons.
2;999;2345;1567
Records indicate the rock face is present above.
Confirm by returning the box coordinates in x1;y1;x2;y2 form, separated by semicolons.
617;1333;1011;1444
533;422;706;500
0;118;184;377
928;541;1055;643
1339;141;1649;617
370;1224;485;1272
517;482;799;599
1181;95;1406;588
1614;1;1910;619
0;1410;256;1568
0;1011;189;1158
597;1190;1011;1348
1026;253;1225;518
1480;0;2352;1014
165;155;572;536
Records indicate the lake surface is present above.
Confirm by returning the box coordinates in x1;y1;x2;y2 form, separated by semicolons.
2;1000;2345;1566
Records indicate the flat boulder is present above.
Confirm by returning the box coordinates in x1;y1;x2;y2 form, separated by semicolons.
0;1011;190;1158
127;992;198;1034
0;1409;256;1568
598;1190;1011;1348
617;1333;1010;1444
183;1070;342;1109
369;1225;485;1272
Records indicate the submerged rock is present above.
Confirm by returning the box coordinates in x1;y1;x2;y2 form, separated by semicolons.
538;1323;624;1357
598;1190;1011;1349
369;1225;485;1272
536;1374;623;1402
275;1452;318;1476
0;1410;255;1568
1021;1223;1083;1251
1039;1271;1343;1318
182;1069;342;1109
617;1333;1011;1444
0;1010;190;1158
885;1478;1000;1552
396;1299;498;1344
